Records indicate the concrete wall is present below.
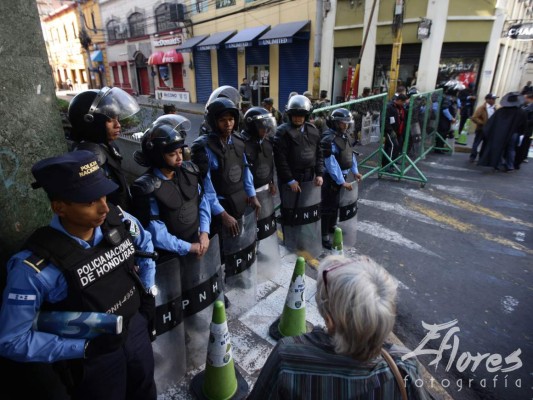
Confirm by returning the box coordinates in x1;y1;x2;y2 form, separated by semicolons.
0;0;67;259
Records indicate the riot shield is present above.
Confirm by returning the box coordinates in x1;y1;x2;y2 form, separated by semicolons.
338;174;359;249
281;180;322;259
152;256;186;393
222;208;258;319
255;188;281;283
180;236;224;369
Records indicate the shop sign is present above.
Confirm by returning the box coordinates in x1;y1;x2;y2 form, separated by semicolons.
225;41;252;48
259;38;292;45
156;90;190;103
507;23;533;40
153;35;184;47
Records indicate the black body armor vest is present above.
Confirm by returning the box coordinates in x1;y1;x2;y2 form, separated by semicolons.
24;204;141;320
244;137;274;188
207;133;247;218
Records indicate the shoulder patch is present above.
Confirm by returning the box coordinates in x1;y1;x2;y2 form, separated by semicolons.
6;289;37;305
22;254;46;273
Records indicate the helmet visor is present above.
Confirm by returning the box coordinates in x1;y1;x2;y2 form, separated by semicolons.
206;86;240;109
152;114;192;134
91;87;140;121
251;114;277;138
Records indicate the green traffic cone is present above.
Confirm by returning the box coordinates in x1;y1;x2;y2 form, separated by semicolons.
277;256;307;337
455;129;468;145
190;300;248;400
332;227;344;256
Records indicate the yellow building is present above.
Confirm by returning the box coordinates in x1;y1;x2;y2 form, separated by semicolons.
39;0;107;90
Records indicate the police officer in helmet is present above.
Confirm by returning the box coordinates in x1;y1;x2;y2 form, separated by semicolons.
191;97;260;238
130;116;211;259
242;107;277;195
68;86;140;211
274;94;324;193
320;108;362;249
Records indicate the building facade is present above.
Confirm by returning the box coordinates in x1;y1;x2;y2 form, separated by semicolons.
96;0;317;109
321;0;533;104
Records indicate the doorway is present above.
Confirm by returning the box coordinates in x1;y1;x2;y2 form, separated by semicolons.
247;65;269;106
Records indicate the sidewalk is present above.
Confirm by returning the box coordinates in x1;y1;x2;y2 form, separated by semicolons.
55;90;206;116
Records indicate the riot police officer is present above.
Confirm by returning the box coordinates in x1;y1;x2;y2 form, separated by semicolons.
242;107;277;194
191;98;260;237
68;86;140;210
320;108;362;249
130;115;211;258
274;94;324;193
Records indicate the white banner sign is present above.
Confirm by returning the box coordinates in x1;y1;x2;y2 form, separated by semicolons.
156;90;190;103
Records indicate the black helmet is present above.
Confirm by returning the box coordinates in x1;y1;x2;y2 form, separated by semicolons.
136;123;187;169
243;107;277;138
68;87;140;142
326;108;353;132
205;98;240;134
286;94;312;119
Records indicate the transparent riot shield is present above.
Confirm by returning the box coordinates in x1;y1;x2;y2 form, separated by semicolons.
281;180;322;259
255;188;281;283
180;236;224;369
338;173;359;249
152;256;186;393
222;208;258;319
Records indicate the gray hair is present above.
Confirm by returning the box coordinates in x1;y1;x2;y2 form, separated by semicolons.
316;255;398;361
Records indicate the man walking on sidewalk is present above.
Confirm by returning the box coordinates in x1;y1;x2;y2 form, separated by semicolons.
469;93;498;162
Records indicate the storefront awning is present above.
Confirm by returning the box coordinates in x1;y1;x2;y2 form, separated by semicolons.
176;35;209;52
225;25;270;48
258;20;310;45
196;30;237;51
90;50;103;62
148;51;165;65
162;49;184;63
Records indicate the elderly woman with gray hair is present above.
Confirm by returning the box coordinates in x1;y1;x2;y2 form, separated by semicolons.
248;255;429;400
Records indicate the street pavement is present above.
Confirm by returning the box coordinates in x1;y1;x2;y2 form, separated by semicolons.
56;91;533;399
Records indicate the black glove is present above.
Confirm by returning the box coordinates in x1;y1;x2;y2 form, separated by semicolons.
139;292;156;342
84;333;124;359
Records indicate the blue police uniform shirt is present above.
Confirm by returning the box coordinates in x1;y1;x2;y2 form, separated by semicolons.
324;141;359;185
0;212;156;363
147;168;211;255
205;136;256;216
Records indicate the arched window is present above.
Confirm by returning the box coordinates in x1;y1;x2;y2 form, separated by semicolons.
155;3;179;33
107;19;120;41
129;12;145;38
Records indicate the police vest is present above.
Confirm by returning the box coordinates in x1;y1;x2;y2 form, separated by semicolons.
323;130;354;170
279;122;320;174
75;141;131;211
150;164;201;243
244;137;274;188
207;133;248;218
23;204;141;321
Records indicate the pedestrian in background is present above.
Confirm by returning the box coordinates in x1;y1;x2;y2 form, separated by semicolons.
163;104;177;114
457;83;477;135
469;93;498;163
383;93;407;166
68;86;141;211
478;91;527;172
262;97;283;126
239;78;252;102
248;255;429;400
0;151;157;400
515;92;533;168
